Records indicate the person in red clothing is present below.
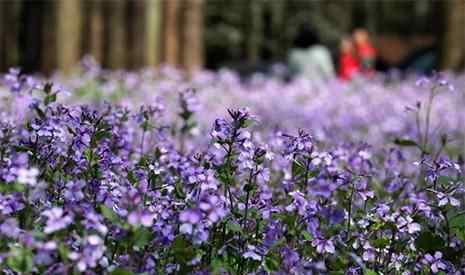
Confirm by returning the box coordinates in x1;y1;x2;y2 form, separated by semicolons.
353;28;377;75
338;37;360;80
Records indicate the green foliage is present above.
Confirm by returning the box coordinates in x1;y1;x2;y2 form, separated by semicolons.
111;268;135;275
6;246;33;273
415;231;445;253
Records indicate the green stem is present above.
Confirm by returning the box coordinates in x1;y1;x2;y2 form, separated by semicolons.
346;184;355;241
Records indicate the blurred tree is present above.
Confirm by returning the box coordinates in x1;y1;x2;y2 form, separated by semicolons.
270;0;285;59
247;0;263;65
20;1;44;73
440;0;465;70
41;0;56;74
0;0;462;73
145;0;162;67
83;0;104;64
127;0;145;69
182;0;204;73
104;0;126;69
164;0;181;66
56;0;82;74
0;2;4;69
0;1;21;69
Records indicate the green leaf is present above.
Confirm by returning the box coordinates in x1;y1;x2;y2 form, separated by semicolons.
170;236;195;262
58;242;69;261
93;129;111;143
415;231;445;252
33;106;46;119
372;236;390;248
301;230;312;241
364;269;378;275
243;182;256;192
393;138;418;147
127;170;138;186
241;118;254;128
43;82;53;94
448;211;465;241
100;205;120;224
263;256;279;272
6;246;33;273
448;211;465;230
12;145;33;153
226;221;242;233
438;176;454;186
393;138;429;154
174;179;186;199
111;268;134;275
44;93;57;105
133;227;152;249
0;182;25;193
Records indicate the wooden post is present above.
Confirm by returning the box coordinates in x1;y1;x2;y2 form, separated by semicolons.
56;0;82;74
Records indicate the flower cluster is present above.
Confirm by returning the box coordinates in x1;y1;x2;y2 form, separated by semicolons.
0;65;464;274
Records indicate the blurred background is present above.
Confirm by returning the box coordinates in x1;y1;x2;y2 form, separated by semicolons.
0;0;464;76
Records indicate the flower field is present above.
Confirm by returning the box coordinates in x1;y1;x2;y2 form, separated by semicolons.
1;61;465;274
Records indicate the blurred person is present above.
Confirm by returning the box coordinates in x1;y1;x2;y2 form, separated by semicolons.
353;28;377;75
288;25;335;83
338;37;359;80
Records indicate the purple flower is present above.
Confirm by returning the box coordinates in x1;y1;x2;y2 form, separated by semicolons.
179;209;202;224
42;207;73;234
281;246;300;269
285;191;308;216
436;192;461;207
396;216;421;234
422;252;447;273
63;180;85;202
243;245;262;261
198;195;227;223
0;218;21;238
312;238;335;254
68;235;106;272
128;209;155;227
16;167;39;186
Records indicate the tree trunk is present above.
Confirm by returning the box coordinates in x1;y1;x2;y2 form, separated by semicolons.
41;0;57;74
56;0;82;74
85;0;104;64
127;0;146;69
163;0;181;66
364;0;377;34
440;0;465;70
270;0;285;60
20;1;44;73
2;1;21;70
0;2;4;70
248;0;263;65
182;0;204;74
104;0;126;69
145;0;162;67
